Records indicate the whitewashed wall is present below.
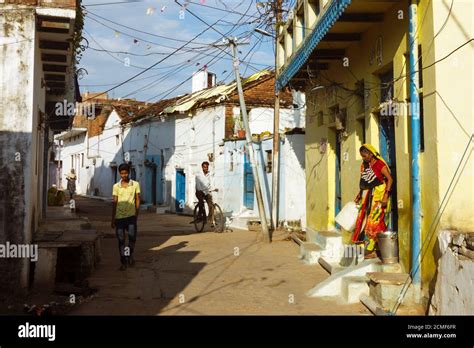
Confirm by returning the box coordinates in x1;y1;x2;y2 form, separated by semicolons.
222;134;306;227
90;110;127;197
0;9;46;291
59;99;305;220
59;133;87;194
282;134;306;228
246;106;305;135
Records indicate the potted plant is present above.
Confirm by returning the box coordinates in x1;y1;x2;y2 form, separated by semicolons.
236;114;245;138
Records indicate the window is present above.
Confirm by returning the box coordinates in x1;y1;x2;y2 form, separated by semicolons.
357;117;366;144
317;111;324;126
71;155;74;168
229;151;234;172
115;135;120;146
418;45;423;89
265;150;272;173
419;92;425;152
380;69;394;103
81;153;84;168
329;105;339;124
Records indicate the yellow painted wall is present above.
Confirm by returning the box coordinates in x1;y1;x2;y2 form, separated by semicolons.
305;2;410;256
420;0;474;290
303;0;473;294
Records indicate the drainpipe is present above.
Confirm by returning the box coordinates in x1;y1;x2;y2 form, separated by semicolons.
408;0;422;295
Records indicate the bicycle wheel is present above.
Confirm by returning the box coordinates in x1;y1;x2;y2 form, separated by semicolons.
193;204;205;233
212;204;225;233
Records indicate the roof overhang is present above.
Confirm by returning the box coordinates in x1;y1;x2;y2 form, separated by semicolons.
276;0;352;91
55;128;87;141
276;0;397;91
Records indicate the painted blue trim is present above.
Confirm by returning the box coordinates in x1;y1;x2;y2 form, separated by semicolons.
408;2;421;285
276;0;351;91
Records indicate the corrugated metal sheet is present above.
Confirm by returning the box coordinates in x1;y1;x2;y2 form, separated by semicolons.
163;70;272;114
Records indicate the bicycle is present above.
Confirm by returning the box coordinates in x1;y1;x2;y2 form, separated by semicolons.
193;196;225;233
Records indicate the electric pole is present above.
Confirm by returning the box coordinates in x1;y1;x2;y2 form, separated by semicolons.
271;0;282;233
229;38;271;243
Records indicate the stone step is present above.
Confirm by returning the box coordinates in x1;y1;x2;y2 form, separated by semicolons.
307;258;380;298
373;261;404;274
306;228;343;249
361;294;426;316
299;242;324;265
341;276;370;304
367;272;417;310
318;257;346;274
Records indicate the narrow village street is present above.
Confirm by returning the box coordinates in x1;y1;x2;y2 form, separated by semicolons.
1;3;473;346
70;197;368;315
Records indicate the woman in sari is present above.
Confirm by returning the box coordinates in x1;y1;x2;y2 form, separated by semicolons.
353;144;394;259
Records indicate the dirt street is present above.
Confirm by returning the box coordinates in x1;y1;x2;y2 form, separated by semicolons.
70;197;369;315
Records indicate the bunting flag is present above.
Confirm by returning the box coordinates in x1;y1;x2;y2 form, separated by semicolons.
146;7;156;15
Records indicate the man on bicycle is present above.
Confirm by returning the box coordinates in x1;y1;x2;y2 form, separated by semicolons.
193;161;218;225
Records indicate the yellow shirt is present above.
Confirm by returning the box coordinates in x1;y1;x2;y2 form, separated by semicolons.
112;179;141;219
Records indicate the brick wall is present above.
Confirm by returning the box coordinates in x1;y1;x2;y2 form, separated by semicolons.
0;0;77;8
227;76;293;107
223;76;294;138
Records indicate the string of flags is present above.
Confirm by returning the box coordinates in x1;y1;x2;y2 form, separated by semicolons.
104;0;222;69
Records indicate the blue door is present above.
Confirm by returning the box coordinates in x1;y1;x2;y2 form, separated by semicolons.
175;169;186;213
145;155;162;205
243;151;254;210
379;69;398;231
335;132;342;217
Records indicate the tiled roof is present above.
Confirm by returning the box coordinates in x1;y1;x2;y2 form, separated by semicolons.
160;70;293;114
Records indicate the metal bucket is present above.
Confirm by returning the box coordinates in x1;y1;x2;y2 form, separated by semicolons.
377;231;399;264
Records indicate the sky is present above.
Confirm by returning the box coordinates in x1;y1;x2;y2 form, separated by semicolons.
78;0;285;103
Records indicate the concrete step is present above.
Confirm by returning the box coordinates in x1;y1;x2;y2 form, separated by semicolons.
306;228;346;263
307;258;380;298
307;228;343;249
229;215;262;231
341;276;370;304
299;242;324;265
155;205;170;214
373;262;404;274
318;257;346;274
361;295;426;316
367;272;417;310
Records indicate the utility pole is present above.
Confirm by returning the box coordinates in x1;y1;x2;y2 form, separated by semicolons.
271;0;282;232
229;38;270;243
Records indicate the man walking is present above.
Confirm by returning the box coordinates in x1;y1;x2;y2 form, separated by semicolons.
193;161;218;226
111;163;141;270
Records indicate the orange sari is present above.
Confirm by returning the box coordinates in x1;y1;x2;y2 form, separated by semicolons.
352;145;391;251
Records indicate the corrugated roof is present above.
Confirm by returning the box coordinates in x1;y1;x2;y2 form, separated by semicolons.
162;70;272;114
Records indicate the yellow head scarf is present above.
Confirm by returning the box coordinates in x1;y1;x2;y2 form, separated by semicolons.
361;143;390;172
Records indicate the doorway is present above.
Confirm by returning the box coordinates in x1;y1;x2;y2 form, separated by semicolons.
379;69;398;231
243;151;255;210
145;155;162;205
175;169;186;213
